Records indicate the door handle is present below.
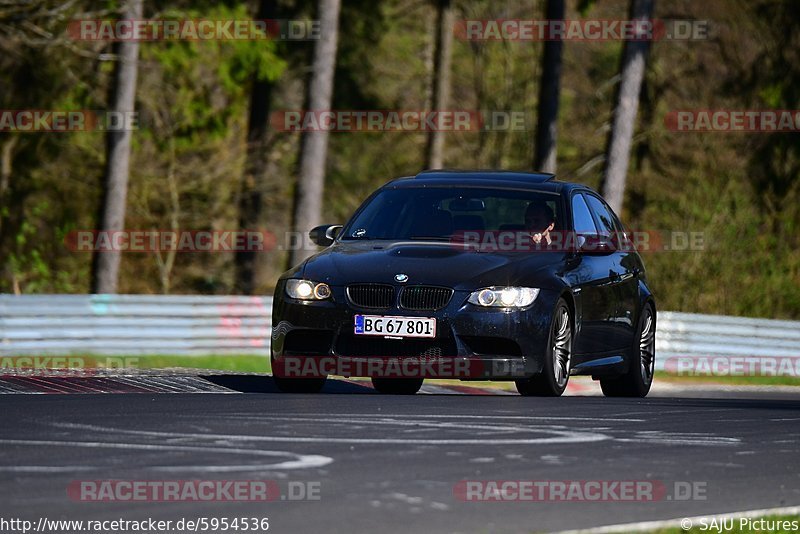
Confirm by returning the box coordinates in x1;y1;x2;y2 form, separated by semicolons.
609;270;621;281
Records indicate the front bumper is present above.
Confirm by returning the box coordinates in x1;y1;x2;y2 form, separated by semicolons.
270;282;560;380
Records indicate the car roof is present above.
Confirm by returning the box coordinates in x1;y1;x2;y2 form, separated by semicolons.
383;169;590;195
416;169;555;182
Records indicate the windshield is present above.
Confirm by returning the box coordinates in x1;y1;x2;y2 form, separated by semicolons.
341;187;562;241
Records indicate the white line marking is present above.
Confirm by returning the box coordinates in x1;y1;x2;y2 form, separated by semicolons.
231;415;568;433
150;464;321;473
53;422;612;446
0;466;97;473
0;439;332;470
553;505;800;534
219;413;647;423
52;418;739;447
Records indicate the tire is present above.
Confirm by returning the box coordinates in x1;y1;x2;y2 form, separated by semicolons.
515;298;572;397
271;355;327;393
600;302;656;398
371;377;424;395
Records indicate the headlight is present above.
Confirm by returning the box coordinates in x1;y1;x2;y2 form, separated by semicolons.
467;287;539;308
286;279;332;300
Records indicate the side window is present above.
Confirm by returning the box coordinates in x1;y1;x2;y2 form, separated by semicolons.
571;194;598;235
584;194;616;236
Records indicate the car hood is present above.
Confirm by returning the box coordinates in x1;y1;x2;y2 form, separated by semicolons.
299;240;567;290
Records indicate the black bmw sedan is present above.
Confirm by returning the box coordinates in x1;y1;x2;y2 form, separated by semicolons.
271;170;656;397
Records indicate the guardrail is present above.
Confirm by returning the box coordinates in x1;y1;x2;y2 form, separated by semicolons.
0;295;272;356
1;295;799;370
655;311;800;371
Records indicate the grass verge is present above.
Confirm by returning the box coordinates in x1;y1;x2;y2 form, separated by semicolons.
111;354;268;373
653;370;800;387
74;355;800;387
642;513;799;533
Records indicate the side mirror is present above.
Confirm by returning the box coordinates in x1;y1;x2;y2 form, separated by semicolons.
577;234;616;256
309;224;343;247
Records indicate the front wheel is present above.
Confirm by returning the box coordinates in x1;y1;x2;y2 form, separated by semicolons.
371;377;423;395
515;298;573;397
600;302;655;398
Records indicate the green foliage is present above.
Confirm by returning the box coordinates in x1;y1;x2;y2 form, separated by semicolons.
0;0;797;319
141;5;284;146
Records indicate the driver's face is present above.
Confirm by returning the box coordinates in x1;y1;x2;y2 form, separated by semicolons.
525;210;553;232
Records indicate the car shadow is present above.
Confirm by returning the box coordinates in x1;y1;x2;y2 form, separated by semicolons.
201;374;377;394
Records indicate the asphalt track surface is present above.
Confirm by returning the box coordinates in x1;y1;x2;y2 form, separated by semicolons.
1;375;799;534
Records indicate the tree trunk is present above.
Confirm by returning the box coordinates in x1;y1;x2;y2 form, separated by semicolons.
0;136;17;240
424;0;454;169
601;0;655;214
234;0;277;295
90;0;142;294
533;0;565;174
289;0;341;267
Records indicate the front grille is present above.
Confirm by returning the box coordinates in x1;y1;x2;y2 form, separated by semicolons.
346;284;395;309
334;334;457;358
399;286;453;311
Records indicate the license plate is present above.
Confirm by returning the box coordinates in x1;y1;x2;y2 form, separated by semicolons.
354;315;436;338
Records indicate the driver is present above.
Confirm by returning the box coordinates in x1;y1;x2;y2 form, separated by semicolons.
524;201;556;247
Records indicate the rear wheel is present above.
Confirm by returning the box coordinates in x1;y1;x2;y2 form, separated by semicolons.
600;302;655;398
371;377;424;395
515;298;572;397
